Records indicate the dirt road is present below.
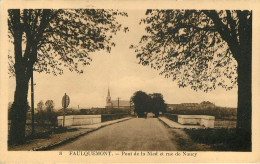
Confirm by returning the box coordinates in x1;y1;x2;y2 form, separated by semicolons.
52;118;178;151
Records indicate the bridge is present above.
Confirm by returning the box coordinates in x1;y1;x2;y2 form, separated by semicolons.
52;117;179;151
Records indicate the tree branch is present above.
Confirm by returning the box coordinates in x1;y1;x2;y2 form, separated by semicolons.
202;10;239;60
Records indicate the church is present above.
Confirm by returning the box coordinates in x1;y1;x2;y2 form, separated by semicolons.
106;89;131;110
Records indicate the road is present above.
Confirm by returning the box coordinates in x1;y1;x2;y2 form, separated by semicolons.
52;118;178;151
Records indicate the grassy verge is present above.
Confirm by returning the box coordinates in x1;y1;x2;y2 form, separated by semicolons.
184;128;251;151
8;126;78;146
25;127;78;140
169;129;212;151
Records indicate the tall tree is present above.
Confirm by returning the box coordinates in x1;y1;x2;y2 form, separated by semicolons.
150;93;166;117
45;100;54;112
131;10;251;132
8;9;127;144
36;100;44;112
44;100;56;127
131;91;151;116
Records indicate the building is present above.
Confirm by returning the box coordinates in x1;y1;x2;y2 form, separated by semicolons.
106;88;131;110
167;101;216;111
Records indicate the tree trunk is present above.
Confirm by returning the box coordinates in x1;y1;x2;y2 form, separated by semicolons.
236;11;252;134
8;9;31;144
236;46;252;132
9;76;29;144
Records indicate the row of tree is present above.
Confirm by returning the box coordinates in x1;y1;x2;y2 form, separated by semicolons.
9;100;57;126
131;91;166;117
35;100;57;127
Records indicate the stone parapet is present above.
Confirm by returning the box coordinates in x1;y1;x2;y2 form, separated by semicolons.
164;113;215;128
57;115;101;127
178;115;215;128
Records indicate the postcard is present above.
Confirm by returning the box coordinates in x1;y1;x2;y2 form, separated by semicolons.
0;0;259;163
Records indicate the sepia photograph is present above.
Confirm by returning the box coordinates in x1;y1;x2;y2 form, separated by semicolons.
1;0;260;163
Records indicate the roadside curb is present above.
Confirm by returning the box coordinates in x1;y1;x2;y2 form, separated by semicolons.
158;117;172;128
33;117;132;151
158;117;182;129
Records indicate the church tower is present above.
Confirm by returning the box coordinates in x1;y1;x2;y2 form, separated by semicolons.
106;88;113;108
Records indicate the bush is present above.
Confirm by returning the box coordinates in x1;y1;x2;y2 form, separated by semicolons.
184;128;251;151
34;100;57;127
35;110;57;127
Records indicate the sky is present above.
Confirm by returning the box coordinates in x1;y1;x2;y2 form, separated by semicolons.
8;10;238;110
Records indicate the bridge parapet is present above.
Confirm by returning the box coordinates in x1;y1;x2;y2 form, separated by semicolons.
57;115;101;127
164;113;215;128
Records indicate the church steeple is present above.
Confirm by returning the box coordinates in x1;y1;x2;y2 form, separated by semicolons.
106;88;112;105
106;88;113;108
107;88;110;97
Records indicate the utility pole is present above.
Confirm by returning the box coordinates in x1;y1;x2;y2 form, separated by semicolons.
31;70;35;135
129;100;131;114
118;97;120;109
63;93;66;127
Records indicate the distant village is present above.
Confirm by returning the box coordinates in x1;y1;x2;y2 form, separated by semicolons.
74;89;233;113
167;101;216;111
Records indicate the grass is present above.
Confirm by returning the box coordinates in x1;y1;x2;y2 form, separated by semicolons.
25;126;78;140
184;128;251;151
169;129;212;151
215;119;236;128
8;124;78;145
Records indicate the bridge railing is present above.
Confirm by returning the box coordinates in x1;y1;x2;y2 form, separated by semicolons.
101;113;130;122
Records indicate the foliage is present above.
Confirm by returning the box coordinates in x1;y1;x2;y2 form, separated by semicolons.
150;93;167;117
8;9;128;76
131;9;252;131
8;9;128;144
37;100;44;111
131;10;251;92
45;100;54;112
131;91;166;117
131;10;245;92
131;91;151;116
35;100;57;127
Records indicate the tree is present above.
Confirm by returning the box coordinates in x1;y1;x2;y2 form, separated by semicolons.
35;100;57;127
132;10;251;132
35;100;45;126
150;93;166;117
45;100;54;112
44;100;56;127
8;9;128;144
37;100;44;112
131;91;151;117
